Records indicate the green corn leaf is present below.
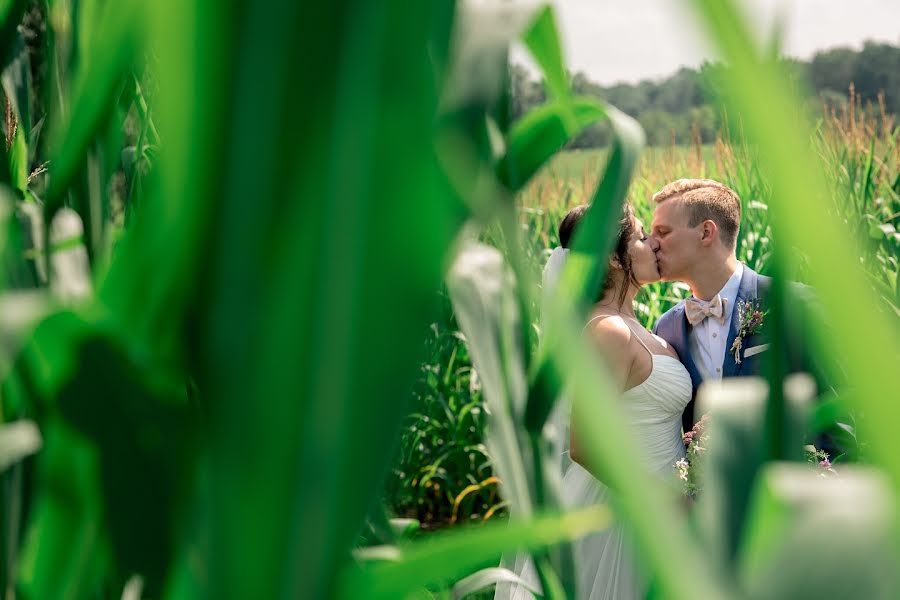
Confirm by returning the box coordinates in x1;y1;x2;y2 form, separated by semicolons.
691;376;812;569
493;6;607;193
0;290;54;386
0;420;41;472
75;0;103;73
0;0;29;70
451;567;543;599
8;120;27;191
447;236;577;595
338;506;610;600
497;97;606;192
1;24;33;152
447;240;532;516
738;464;898;599
440;3;543;115
109;1;466;598
525;106;643;434
9;307;190;595
521;6;569;104
43;0;142;217
15;418;110;600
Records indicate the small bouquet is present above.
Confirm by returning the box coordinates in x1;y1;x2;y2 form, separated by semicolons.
730;300;767;364
805;445;838;477
674;413;711;497
674;421;838;497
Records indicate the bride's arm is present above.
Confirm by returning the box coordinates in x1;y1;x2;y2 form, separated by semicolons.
569;316;635;468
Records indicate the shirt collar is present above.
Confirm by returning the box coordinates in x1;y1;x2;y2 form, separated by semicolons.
718;263;744;316
689;263;743;308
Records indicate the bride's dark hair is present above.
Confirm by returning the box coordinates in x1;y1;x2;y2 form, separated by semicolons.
558;203;640;308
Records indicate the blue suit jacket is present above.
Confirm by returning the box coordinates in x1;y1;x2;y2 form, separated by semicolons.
652;266;772;433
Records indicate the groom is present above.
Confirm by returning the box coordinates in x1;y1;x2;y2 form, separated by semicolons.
650;179;773;433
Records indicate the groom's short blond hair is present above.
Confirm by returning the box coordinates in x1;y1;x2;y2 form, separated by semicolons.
652;178;741;249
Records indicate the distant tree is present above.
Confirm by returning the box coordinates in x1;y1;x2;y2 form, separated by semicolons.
780;57;809;94
508;41;900;147
809;46;857;97
655;68;701;114
603;82;650;116
852;42;900;113
688;105;719;143
568;121;612;149
509;63;546;119
638;110;679;146
571;71;603;97
697;61;731;112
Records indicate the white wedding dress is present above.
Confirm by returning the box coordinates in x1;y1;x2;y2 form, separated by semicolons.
496;317;693;600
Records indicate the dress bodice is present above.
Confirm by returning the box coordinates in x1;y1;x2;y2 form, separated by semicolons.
583;315;693;473
619;353;692;473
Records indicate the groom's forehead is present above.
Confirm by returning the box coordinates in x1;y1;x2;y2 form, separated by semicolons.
653;199;688;225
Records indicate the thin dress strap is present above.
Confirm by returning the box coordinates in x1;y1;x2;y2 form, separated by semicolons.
582;314;607;332
622;319;653;355
584;315;654;355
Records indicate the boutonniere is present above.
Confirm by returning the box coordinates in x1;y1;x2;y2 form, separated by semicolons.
730;299;767;364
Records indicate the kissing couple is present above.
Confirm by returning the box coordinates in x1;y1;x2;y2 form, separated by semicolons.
499;178;778;600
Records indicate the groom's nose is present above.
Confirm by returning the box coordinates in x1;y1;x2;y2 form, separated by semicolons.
649;236;660;252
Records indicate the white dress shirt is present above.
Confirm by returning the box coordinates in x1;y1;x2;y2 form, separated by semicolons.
690;263;743;380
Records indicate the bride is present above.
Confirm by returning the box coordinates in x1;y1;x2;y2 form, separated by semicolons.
497;203;692;600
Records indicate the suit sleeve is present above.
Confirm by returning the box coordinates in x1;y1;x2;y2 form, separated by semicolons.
652;313;664;337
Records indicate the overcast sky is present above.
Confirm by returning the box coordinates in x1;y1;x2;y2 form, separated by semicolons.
510;0;900;85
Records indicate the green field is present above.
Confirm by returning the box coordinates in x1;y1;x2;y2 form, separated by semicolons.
1;1;898;599
527;144;718;185
383;103;898;594
387;111;900;529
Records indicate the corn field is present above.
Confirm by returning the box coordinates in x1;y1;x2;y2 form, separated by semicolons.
0;0;898;599
389;103;899;539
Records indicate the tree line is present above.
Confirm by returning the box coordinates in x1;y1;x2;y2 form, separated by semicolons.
511;41;900;147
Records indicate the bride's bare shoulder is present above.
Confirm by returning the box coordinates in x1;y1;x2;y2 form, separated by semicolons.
584;313;633;346
584;314;638;383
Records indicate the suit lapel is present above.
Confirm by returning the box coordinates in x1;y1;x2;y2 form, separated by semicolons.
669;303;704;431
671;304;703;390
723;266;758;377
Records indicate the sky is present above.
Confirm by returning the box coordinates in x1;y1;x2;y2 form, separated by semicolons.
509;0;900;85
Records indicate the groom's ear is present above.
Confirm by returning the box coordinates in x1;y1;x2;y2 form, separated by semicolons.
699;220;718;246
